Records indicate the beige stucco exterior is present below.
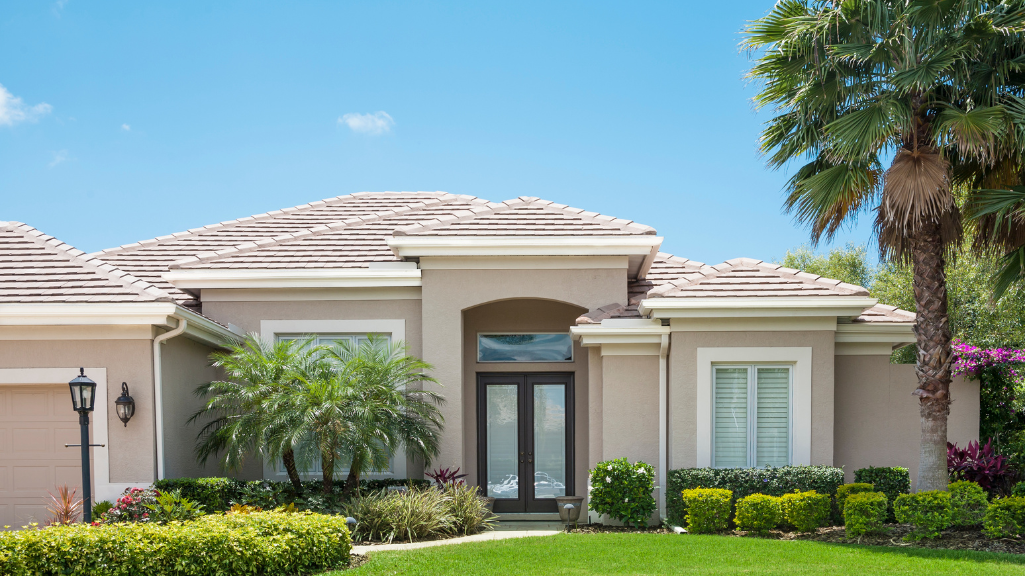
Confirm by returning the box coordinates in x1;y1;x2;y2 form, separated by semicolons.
834;356;980;489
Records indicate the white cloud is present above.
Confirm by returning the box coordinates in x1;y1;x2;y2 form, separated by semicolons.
338;111;394;135
52;0;69;17
48;150;69;168
121;123;131;131
0;84;52;127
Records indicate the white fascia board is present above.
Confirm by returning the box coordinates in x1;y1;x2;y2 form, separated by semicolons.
387;235;664;258
570;320;670;347
174;306;241;347
834;322;915;344
163;268;422;290
639;296;878;319
0;302;179;326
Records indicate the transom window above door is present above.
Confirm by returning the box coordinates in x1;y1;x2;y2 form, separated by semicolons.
713;365;792;468
277;333;392;348
478;334;573;363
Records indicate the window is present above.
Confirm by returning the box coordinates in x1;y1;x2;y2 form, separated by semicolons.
478;333;573;363
712;365;791;468
277;333;391;348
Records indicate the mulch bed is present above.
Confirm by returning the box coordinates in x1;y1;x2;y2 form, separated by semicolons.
570;523;1025;555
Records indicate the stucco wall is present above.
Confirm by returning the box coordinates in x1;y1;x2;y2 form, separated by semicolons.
0;337;155;484
834;356;980;488
668;330;836;469
461;298;589;496
599;354;659;467
421;265;627;473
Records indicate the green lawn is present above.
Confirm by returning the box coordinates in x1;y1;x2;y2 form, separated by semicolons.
336;533;1025;575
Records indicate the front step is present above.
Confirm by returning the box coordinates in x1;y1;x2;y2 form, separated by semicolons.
495;513;561;522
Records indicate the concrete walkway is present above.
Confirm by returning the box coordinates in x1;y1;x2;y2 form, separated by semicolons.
351;522;563;554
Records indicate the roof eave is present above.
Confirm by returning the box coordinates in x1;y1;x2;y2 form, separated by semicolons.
638;296;879;319
387;235;664;258
163;268;423;290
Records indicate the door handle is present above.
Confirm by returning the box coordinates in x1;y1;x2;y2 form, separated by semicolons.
528;459;533;463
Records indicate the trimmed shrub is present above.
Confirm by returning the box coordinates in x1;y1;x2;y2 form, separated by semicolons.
152;477;432;514
679;488;733;534
780;491;831;532
734;494;781;534
893;491;952;541
948;481;989;527
854;467;910;520
835;483;875;521
983;496;1025;538
844;492;887;537
0;511;351;576
666;466;844;527
588;459;657;528
1012;482;1025;498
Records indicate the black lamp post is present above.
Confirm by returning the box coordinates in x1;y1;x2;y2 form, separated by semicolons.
68;368;97;522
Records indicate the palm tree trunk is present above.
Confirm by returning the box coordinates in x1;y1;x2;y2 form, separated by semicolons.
911;219;953;492
281;449;303;494
322;453;335;495
343;467;361;499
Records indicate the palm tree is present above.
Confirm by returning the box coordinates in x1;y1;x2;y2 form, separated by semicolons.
265;336;445;496
190;334;324;492
746;1;1025;491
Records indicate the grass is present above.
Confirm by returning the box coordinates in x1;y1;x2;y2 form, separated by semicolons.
333;533;1025;575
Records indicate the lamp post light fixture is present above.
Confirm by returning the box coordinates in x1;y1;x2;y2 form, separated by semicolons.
115;382;135;427
68;368;97;522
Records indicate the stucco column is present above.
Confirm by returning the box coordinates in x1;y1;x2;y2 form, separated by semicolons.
420;286;465;471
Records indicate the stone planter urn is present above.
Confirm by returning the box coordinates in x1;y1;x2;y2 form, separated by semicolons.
555;495;585;529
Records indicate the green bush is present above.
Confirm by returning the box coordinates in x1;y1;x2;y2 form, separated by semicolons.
443;484;497;536
844;492;888;537
893;491;952;541
666;466;844;527
0;511;350;576
588;458;657;528
679;488;732;534
948;481;989;527
983;496;1025;538
1011;482;1025;498
144;490;205;523
90;501;113;518
854;467;910;520
734;494;781;534
780;491;831;532
152;477;432;513
835;483;875;521
345;488;451;542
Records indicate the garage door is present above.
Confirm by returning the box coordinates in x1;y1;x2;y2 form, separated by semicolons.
0;385;84;529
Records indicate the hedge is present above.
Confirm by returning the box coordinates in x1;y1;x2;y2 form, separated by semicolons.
0;511;351;576
983;496;1025;538
666;466;844;527
152;477;431;513
844;492;888;537
780;491;831;532
734;494;781;533
679;488;732;534
853;467;910;521
894;491;952;541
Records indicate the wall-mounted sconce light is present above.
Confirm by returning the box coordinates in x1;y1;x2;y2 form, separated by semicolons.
115;382;135;427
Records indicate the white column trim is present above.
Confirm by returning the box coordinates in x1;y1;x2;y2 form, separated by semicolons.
0;368;140;503
695;347;813;467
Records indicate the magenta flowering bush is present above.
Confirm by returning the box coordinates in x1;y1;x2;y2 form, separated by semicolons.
99;487;160;524
952;340;1025;378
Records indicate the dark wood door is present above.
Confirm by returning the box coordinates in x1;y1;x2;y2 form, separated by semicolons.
477;373;574;513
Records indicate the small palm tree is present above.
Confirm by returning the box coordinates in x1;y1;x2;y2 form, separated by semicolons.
746;1;1025;490
265;336;444;496
190;334;325;492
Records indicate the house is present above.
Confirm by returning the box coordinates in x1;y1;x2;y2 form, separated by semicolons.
0;192;979;525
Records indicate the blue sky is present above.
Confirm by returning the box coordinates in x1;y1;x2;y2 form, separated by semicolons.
0;1;876;263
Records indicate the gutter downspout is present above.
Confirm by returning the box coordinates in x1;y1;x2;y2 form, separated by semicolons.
658;332;669;520
153;314;187;480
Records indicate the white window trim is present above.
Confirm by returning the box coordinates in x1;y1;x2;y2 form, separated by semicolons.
0;368;142;503
697;347;812;467
259;319;407;481
711;364;793;468
476;332;574;363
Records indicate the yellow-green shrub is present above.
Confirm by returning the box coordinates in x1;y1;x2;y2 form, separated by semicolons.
0;510;350;576
780;491;830;532
844;492;887;537
983;496;1025;538
835;483;875;520
893;491;952;541
679;488;732;534
948;481;988;527
734;494;781;533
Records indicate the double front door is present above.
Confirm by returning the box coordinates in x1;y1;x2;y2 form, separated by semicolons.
477;373;574;513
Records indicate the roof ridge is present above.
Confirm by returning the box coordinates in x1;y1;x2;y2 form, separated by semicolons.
90;191;457;258
2;221;174;301
650;257;870;297
167;193;488;269
391;196;657;236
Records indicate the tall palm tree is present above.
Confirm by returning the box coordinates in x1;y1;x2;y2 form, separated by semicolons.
746;1;1025;491
265;336;445;496
190;334;324;492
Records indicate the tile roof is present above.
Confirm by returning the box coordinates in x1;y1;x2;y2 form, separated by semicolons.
643;257;871;298
1;221;172;303
851;303;917;323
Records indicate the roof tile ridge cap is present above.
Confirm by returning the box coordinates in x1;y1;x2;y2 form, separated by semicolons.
169;197;459;268
392;196;504;236
750;259;871;296
12;222;173;301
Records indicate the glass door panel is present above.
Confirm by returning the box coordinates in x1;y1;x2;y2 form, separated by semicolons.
532;384;566;499
485;384;519;499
